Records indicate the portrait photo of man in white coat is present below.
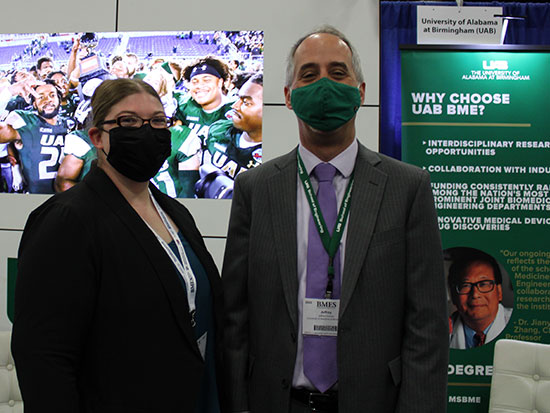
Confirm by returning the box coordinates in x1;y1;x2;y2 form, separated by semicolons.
447;247;513;350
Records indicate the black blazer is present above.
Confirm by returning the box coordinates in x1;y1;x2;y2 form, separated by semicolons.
12;167;225;413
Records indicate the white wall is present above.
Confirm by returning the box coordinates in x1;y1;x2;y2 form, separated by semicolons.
0;0;380;330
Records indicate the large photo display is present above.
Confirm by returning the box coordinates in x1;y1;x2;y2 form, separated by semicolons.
0;31;264;198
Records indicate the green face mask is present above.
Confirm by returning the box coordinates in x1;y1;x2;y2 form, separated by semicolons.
290;77;362;132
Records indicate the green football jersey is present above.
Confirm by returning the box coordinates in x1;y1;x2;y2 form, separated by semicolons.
58;93;80;123
6;110;71;194
204;119;262;179
174;93;235;141
152;125;201;198
63;129;97;181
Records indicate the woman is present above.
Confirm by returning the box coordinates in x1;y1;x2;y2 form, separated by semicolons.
11;79;224;413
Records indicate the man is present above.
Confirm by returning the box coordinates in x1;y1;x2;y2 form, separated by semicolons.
0;143;12;192
109;55;130;79
151;125;202;198
175;56;235;140
223;26;448;413
197;73;262;198
448;248;512;349
1;70;37;113
143;61;183;117
48;71;79;119
0;80;71;193
54;128;96;192
124;53;140;78
36;57;55;80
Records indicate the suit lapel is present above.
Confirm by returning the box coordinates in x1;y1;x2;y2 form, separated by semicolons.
340;144;387;318
83;169;201;358
268;149;299;330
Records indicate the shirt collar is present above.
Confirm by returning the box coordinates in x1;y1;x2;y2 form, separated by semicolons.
463;316;494;349
298;139;358;178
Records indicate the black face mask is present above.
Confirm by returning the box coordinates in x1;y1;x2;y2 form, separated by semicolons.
105;124;171;182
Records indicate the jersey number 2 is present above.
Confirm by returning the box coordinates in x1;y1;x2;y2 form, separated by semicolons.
39;146;61;180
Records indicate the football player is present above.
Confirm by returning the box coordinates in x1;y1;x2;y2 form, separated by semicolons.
48;71;80;120
0;143;12;192
0;80;71;193
174;56;235;141
54;128;96;192
143;61;183;118
197;73;262;198
109;55;130;79
0;70;38;112
151;125;201;198
36;57;55;80
124;53;140;78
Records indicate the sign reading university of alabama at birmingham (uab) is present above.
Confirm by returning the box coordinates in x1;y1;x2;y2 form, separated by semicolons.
417;6;503;45
401;47;550;412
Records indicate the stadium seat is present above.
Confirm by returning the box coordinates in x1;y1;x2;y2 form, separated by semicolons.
489;339;550;413
0;330;22;412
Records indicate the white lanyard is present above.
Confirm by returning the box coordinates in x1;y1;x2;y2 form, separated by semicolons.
146;190;197;326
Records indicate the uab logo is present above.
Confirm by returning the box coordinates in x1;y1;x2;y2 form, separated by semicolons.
483;60;508;70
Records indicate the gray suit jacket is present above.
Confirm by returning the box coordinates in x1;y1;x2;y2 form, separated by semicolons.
222;143;448;412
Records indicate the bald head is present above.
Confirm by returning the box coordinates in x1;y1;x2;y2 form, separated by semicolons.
285;25;364;87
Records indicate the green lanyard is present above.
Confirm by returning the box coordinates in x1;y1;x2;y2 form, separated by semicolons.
297;152;354;298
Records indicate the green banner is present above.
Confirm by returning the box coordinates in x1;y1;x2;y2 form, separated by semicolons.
401;48;550;412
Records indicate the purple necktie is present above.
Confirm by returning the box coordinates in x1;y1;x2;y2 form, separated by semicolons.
303;162;340;393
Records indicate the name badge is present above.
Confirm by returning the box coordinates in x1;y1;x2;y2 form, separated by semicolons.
303;298;339;337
